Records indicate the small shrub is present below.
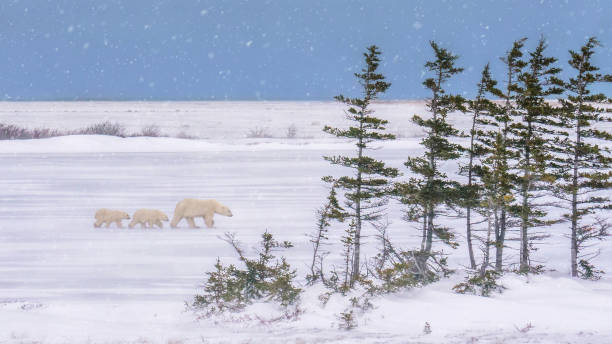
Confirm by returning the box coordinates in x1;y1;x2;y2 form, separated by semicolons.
139;124;162;137
368;246;447;294
246;127;272;138
515;322;534;333
30;128;63;139
192;231;301;316
286;124;297;138
453;270;505;297
338;310;356;330
176;131;197;139
78;121;126;137
0;123;65;140
0;124;29;139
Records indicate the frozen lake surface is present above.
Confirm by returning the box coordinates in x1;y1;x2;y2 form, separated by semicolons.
1;102;612;343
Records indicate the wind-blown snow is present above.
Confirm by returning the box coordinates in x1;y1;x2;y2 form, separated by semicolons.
1;101;611;343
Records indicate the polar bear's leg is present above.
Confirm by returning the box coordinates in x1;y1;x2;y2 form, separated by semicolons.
186;217;199;229
128;219;137;229
155;220;163;228
204;215;214;228
105;221;111;228
116;220;123;228
170;215;183;228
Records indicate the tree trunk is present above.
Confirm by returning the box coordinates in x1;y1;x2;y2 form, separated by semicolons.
570;93;583;278
466;110;478;270
466;207;476;269
495;208;506;271
519;125;532;273
481;199;494;277
351;120;364;285
570;145;579;277
496;62;513;272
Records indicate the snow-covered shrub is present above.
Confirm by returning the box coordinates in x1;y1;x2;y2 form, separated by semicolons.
0;123;27;139
192;231;301;316
78;121;126;137
176;131;197;139
452;270;505;297
32;128;63;138
338;310;357;330
0;123;64;140
366;228;451;294
334;293;374;330
139;124;162;137
246;126;272;138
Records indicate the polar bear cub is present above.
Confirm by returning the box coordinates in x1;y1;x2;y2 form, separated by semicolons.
170;199;233;229
129;209;169;229
94;208;130;228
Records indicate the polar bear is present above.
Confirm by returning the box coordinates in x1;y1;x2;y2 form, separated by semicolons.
129;209;169;229
170;199;233;229
94;208;130;228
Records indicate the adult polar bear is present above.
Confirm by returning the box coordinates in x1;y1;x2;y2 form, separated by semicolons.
170;199;233;228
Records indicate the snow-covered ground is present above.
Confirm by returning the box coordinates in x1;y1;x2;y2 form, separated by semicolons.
1;101;611;343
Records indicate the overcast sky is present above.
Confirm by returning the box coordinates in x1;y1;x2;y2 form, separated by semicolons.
1;0;610;100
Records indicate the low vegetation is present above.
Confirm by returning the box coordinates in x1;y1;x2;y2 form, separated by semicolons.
191;231;301;317
0;121;172;140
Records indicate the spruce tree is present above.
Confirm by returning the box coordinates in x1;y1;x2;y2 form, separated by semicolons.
323;45;399;287
398;41;464;275
463;63;498;270
510;38;564;273
551;37;612;278
308;184;345;284
492;38;527;271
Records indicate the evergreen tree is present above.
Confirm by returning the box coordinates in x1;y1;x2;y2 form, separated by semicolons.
398;41;464;275
323;45;399;287
492;38;528;271
192;232;301;315
475;128;510;275
509;38;564;273
551;37;612;278
463;63;498;270
307;184;345;284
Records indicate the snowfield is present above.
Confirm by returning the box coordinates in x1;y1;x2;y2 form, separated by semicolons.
1;101;611;343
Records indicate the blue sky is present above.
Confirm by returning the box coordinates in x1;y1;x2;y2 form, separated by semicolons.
1;0;610;100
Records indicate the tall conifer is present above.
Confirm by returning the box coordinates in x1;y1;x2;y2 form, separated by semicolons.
323;45;398;287
552;37;612;278
463;63;499;270
398;41;464;275
492;38;527;271
510;38;563;272
462;63;497;269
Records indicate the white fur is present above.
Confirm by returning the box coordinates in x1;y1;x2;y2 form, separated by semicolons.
170;199;233;228
129;209;169;229
94;208;130;228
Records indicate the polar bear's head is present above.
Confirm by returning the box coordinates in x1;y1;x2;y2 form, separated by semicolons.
159;212;169;221
216;203;233;217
